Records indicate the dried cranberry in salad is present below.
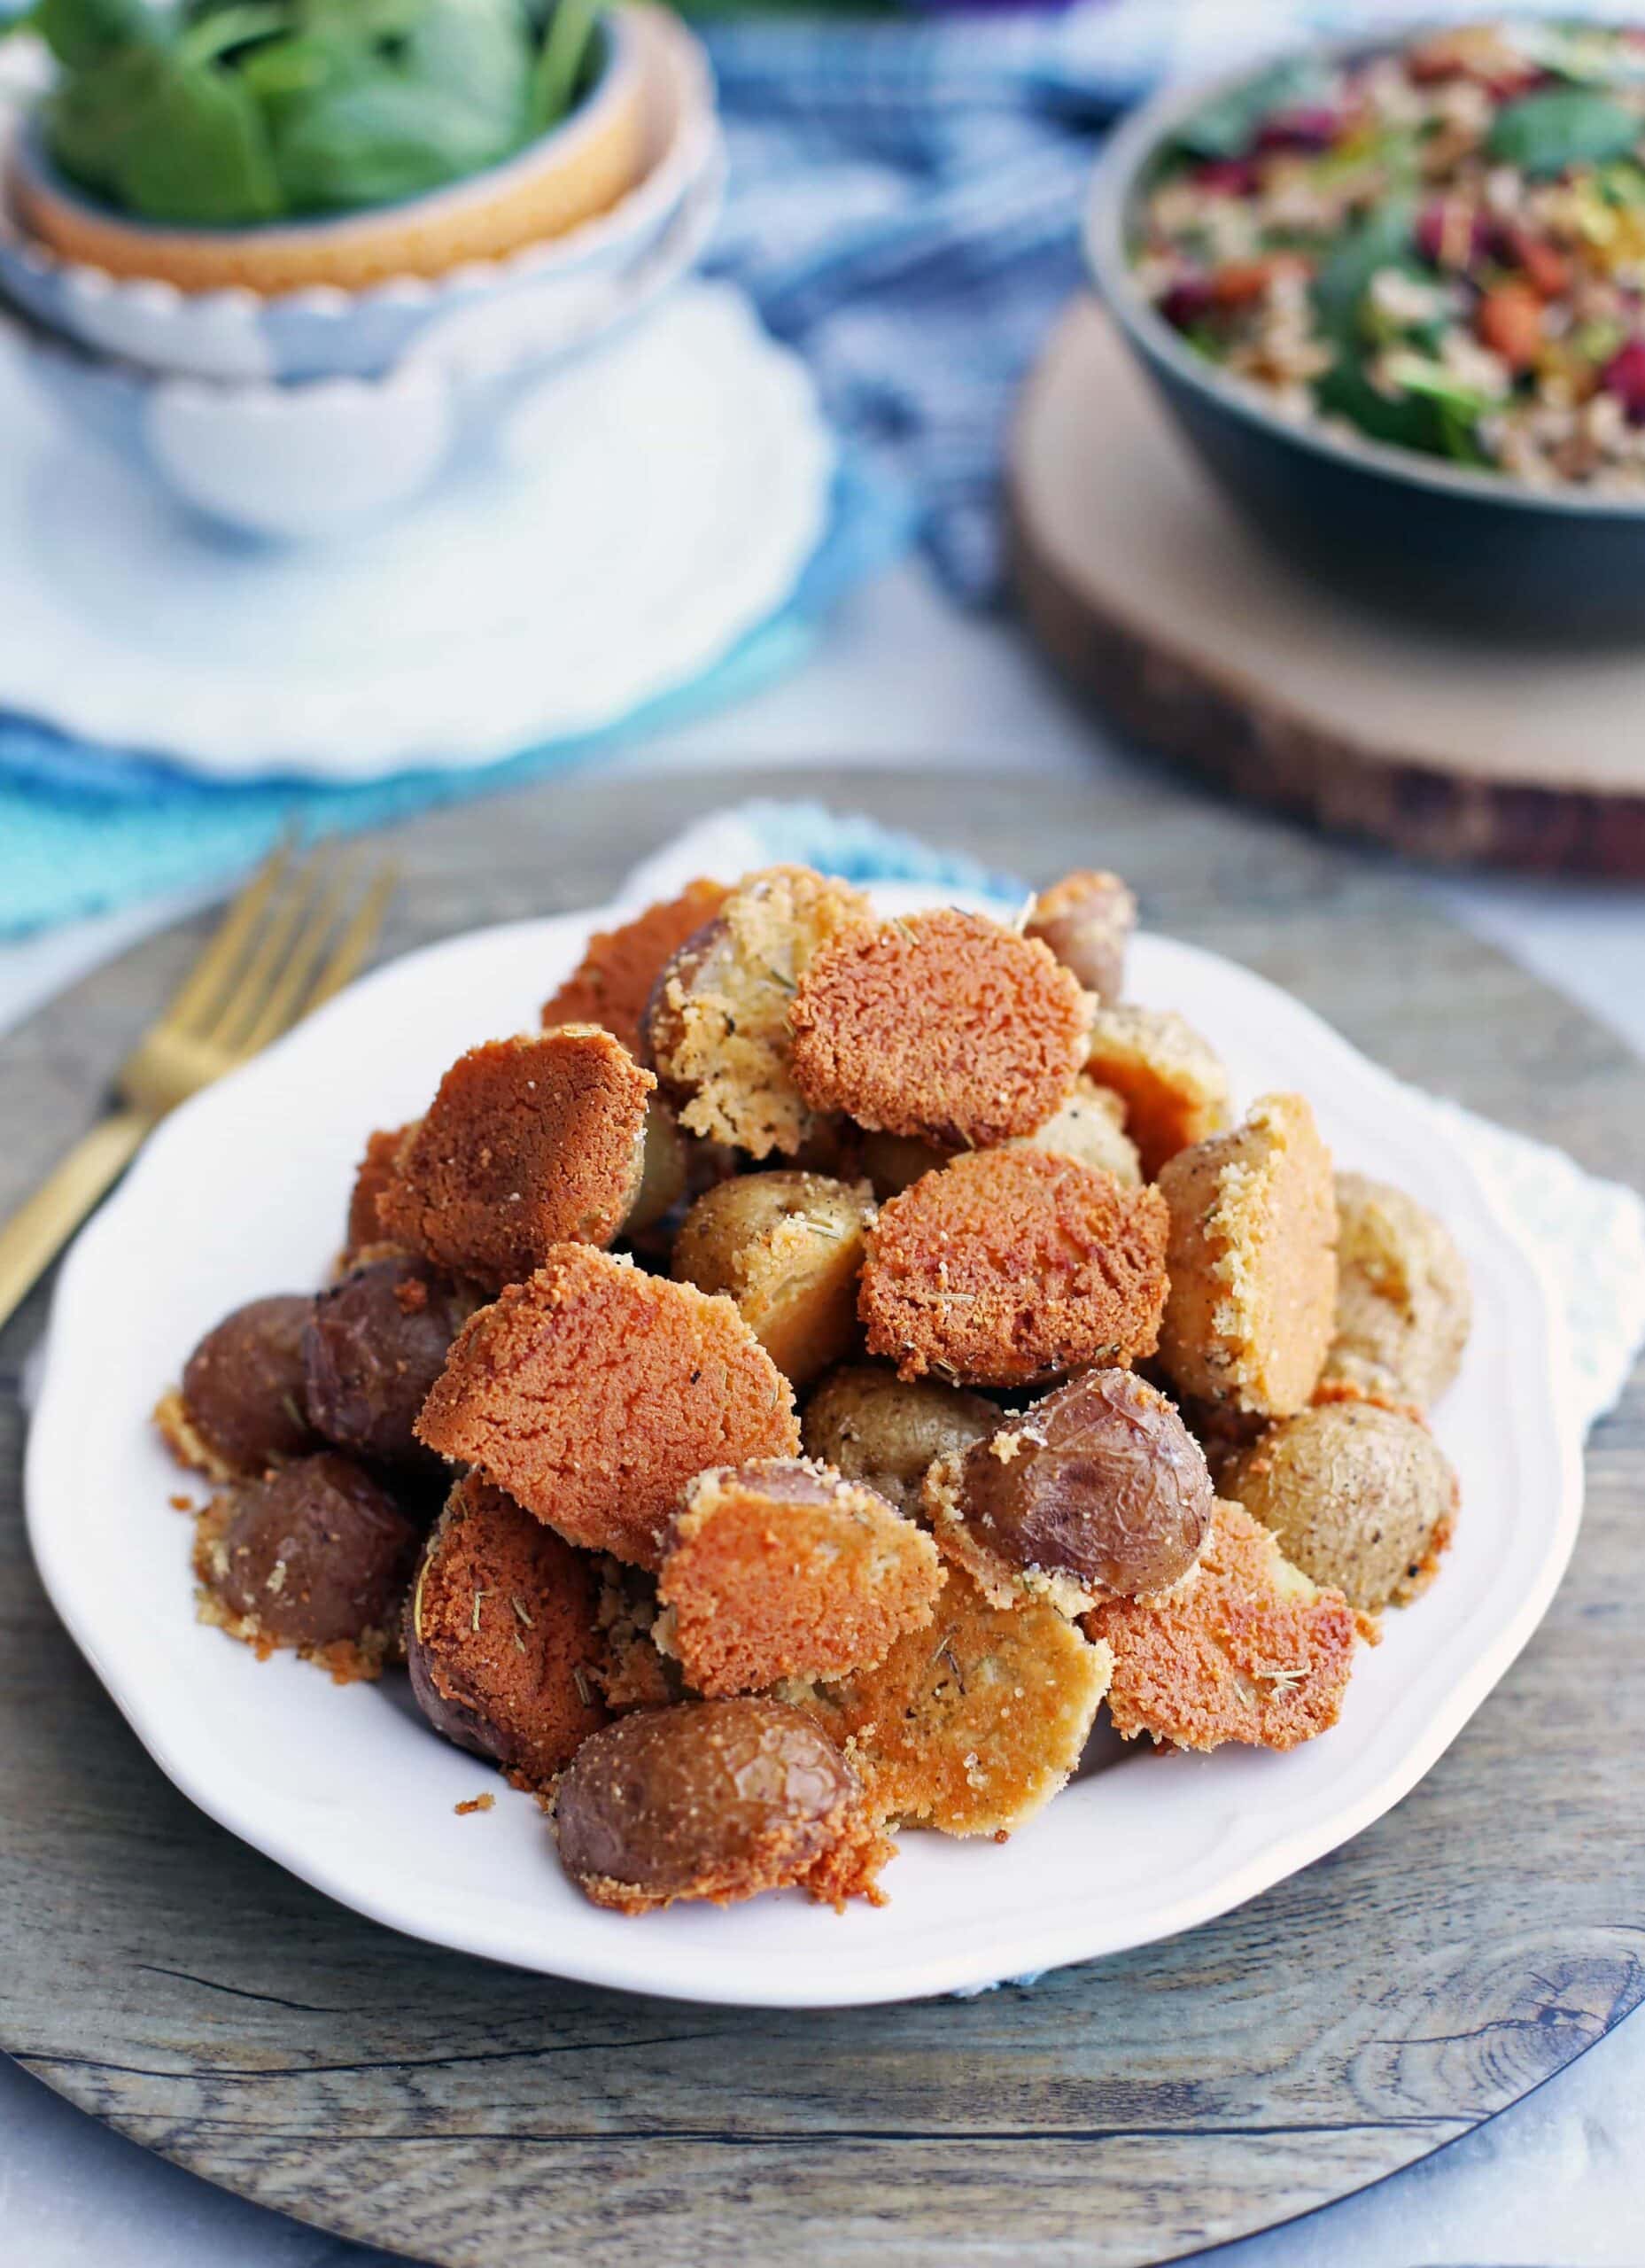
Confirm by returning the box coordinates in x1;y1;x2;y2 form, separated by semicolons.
1131;20;1645;485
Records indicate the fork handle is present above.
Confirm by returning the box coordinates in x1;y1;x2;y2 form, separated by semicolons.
0;1110;154;1333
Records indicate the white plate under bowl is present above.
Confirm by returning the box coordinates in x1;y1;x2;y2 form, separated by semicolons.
26;882;1582;2008
0;279;830;778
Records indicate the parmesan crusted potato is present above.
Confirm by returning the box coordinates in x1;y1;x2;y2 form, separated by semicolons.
671;1171;874;1387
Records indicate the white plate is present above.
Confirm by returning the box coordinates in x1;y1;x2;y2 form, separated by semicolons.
26;882;1582;2008
0;281;831;779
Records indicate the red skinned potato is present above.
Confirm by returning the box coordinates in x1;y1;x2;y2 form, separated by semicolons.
552;1698;892;1913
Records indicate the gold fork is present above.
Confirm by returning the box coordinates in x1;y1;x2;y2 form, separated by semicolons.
0;843;396;1332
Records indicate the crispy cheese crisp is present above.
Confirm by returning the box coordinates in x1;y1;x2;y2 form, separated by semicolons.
379;1028;653;1289
415;1247;799;1570
788;907;1088;1149
807;1560;1113;1837
657;1457;943;1696
1085;1496;1357;1751
859;1147;1168;1388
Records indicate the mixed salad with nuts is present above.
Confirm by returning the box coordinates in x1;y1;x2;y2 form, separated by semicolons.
1131;19;1645;487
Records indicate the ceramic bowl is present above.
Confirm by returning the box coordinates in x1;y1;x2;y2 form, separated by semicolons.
0;3;716;383
1;136;726;541
1085;33;1645;641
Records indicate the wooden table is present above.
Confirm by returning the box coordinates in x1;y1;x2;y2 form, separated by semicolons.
2;768;1641;2268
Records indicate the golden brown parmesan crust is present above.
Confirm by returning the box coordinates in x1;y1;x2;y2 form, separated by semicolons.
540;879;731;1059
345;1124;415;1263
407;1474;609;1790
858;1148;1169;1387
645;866;873;1158
670;1170;874;1387
657;1457;943;1696
1085;1497;1357;1751
803;1560;1113;1837
415;1247;800;1571
378;1028;654;1290
788;908;1089;1149
1156;1092;1339;1418
1084;1005;1231;1178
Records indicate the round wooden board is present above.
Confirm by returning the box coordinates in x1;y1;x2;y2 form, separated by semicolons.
1009;299;1645;876
2;768;1641;2268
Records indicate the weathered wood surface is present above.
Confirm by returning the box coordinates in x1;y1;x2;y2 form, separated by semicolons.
1009;299;1645;876
1;768;1641;2268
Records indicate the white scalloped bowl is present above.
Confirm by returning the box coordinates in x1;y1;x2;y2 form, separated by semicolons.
24;882;1583;2008
0;3;716;384
1;137;725;540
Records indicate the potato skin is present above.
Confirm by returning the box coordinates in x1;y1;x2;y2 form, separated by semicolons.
198;1453;417;1651
304;1254;475;1472
1323;1173;1471;1408
802;1364;997;1515
552;1697;885;1913
168;1294;321;1480
931;1369;1214;1604
1025;868;1137;1005
1221;1398;1458;1614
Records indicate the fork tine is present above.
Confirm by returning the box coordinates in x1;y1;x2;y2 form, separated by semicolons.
230;850;364;1060
160;839;293;1039
207;845;338;1056
300;863;396;1017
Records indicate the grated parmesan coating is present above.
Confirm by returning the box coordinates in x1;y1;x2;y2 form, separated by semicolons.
415;1247;799;1570
859;1147;1168;1388
788;908;1088;1149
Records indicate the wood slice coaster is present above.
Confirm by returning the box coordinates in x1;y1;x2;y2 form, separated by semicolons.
1009;299;1645;876
2;769;1642;2268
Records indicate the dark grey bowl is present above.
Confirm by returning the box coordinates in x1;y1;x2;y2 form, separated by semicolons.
1085;35;1645;643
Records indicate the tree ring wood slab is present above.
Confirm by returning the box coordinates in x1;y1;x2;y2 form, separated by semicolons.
1;769;1641;2268
1009;299;1645;876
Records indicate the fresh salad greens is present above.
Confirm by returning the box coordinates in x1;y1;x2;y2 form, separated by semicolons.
1130;18;1645;488
16;0;604;226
